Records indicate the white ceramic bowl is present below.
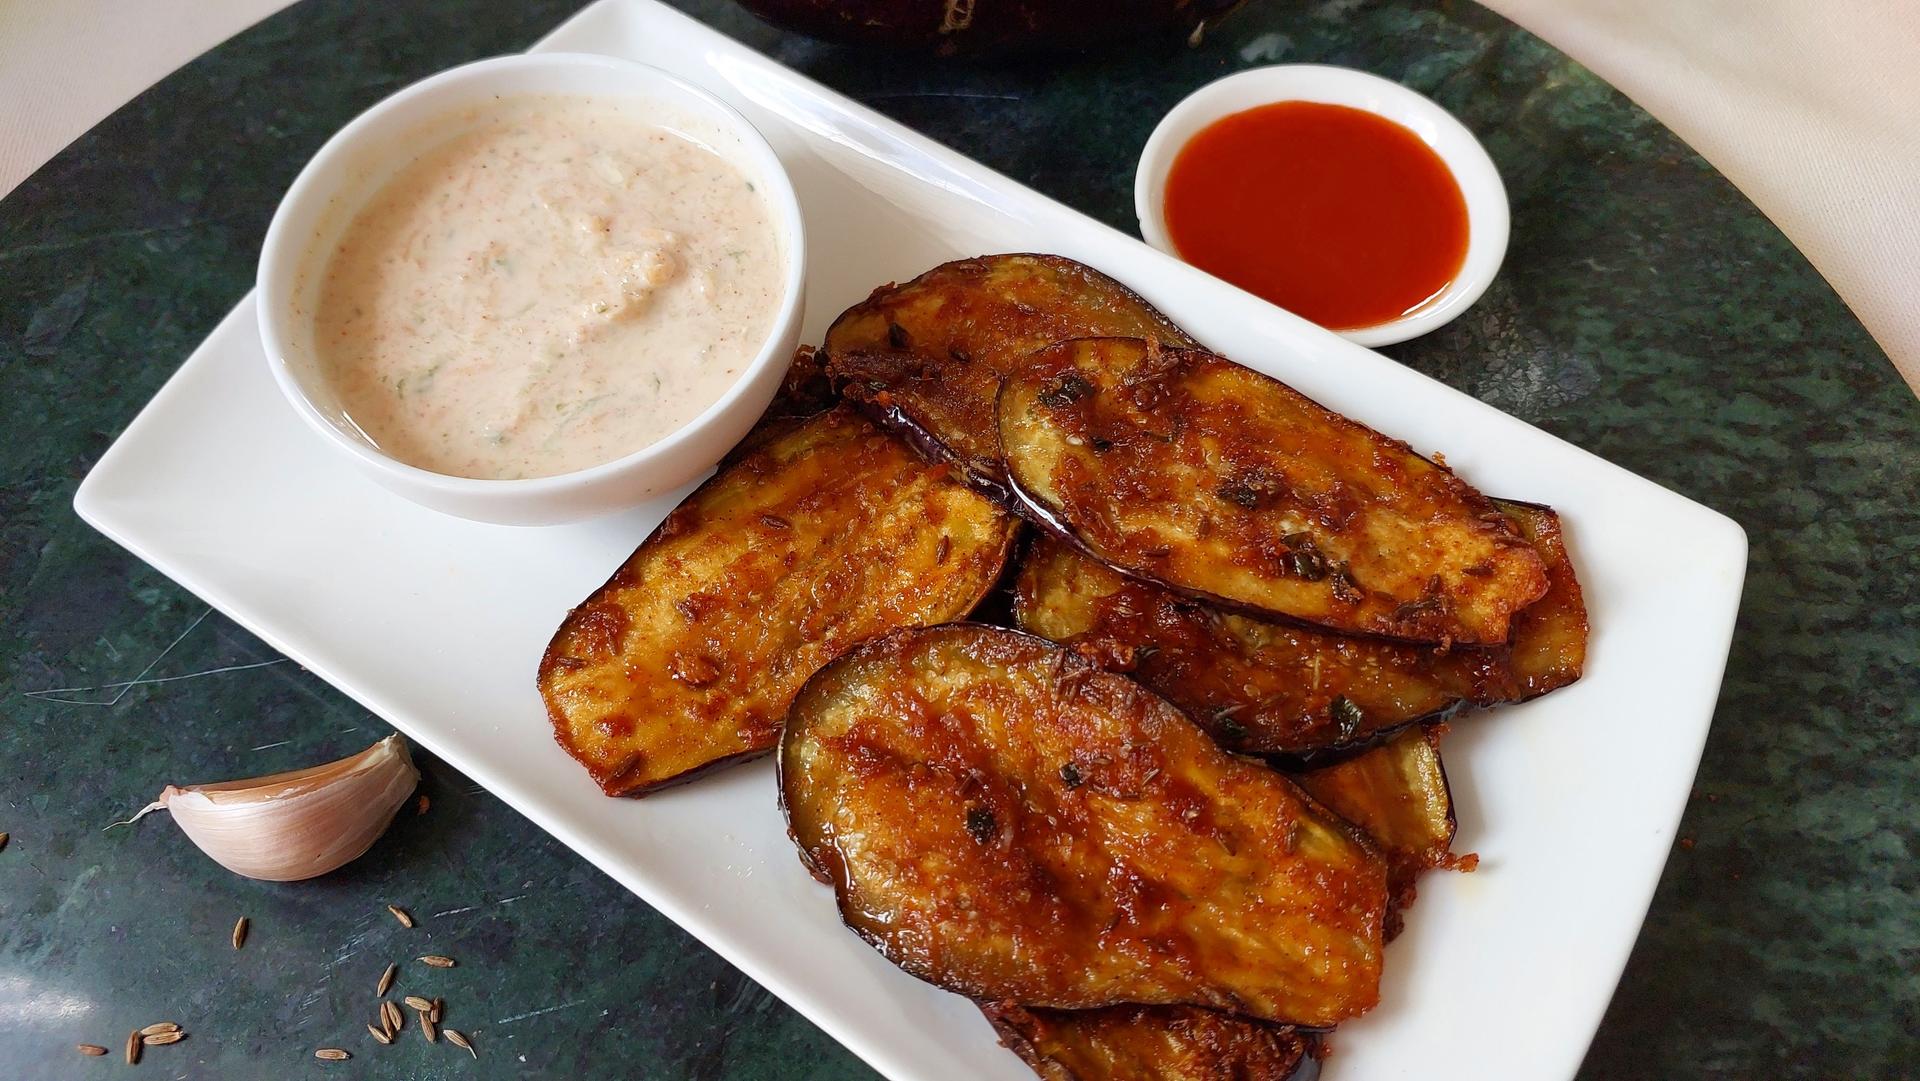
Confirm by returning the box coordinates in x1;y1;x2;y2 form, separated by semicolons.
257;53;806;525
1136;64;1508;348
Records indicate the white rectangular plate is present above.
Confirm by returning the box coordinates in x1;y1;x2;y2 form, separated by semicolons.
75;2;1748;1078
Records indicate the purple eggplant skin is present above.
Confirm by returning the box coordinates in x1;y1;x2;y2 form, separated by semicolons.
731;0;1250;56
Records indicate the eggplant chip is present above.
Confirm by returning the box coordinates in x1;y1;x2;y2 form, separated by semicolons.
1291;726;1460;921
824;253;1194;373
1011;503;1586;755
982;1002;1312;1081
826;349;1013;496
1014;537;1457;753
998;338;1549;645
1499;500;1590;696
780;624;1387;1027
539;409;1016;796
823;254;1196;492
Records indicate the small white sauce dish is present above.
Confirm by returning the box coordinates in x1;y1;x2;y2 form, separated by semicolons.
257;52;806;526
1135;64;1508;348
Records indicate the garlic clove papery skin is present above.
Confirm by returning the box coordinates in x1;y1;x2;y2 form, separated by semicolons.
155;735;420;881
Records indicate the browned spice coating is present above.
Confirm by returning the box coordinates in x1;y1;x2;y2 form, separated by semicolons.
781;624;1388;1027
824;253;1197;491
735;0;1248;57
999;338;1550;645
539;408;1016;795
1012;501;1587;754
1291;726;1461;923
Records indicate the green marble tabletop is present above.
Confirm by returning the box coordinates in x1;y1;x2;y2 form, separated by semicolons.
2;0;1915;1077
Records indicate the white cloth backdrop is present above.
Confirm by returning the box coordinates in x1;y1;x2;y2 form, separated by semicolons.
0;0;298;195
3;0;1915;394
1479;0;1920;394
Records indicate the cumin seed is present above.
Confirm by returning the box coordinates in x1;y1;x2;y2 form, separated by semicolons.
77;1044;108;1056
421;1015;438;1044
376;962;397;997
138;1023;179;1036
386;904;414;929
382;1000;403;1033
314;1048;350;1061
141;1032;184;1047
417;955;455;968
124;1030;140;1065
368;1023;392;1045
444;1028;476;1058
404;996;434;1013
231;916;249;950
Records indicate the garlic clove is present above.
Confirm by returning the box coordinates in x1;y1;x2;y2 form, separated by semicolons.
128;735;420;881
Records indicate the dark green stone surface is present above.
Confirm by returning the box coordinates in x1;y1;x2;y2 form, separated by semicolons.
2;0;1915;1077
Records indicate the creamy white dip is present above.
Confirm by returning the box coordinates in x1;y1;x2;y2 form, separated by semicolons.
310;94;781;480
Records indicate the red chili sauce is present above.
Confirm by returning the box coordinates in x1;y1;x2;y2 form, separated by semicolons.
1162;100;1470;331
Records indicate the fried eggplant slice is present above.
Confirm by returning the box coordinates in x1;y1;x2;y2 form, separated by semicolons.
999;338;1549;645
780;624;1388;1026
1014;537;1456;753
982;1002;1312;1081
539;409;1016;796
1290;726;1459;918
823;254;1197;492
1011;505;1586;754
1499;500;1589;696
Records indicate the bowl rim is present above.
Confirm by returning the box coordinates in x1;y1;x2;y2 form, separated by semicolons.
1134;63;1509;348
255;50;808;495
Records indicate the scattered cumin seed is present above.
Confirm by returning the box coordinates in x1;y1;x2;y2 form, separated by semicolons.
368;1023;392;1045
418;955;455;968
314;1048;350;1061
430;997;443;1024
444;1028;476;1058
125;1030;140;1065
138;1023;179;1037
142;1032;184;1047
404;995;434;1013
77;1044;108;1056
231;916;249;950
421;1015;438;1044
382;1000;403;1033
376;962;397;997
386;904;414;929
